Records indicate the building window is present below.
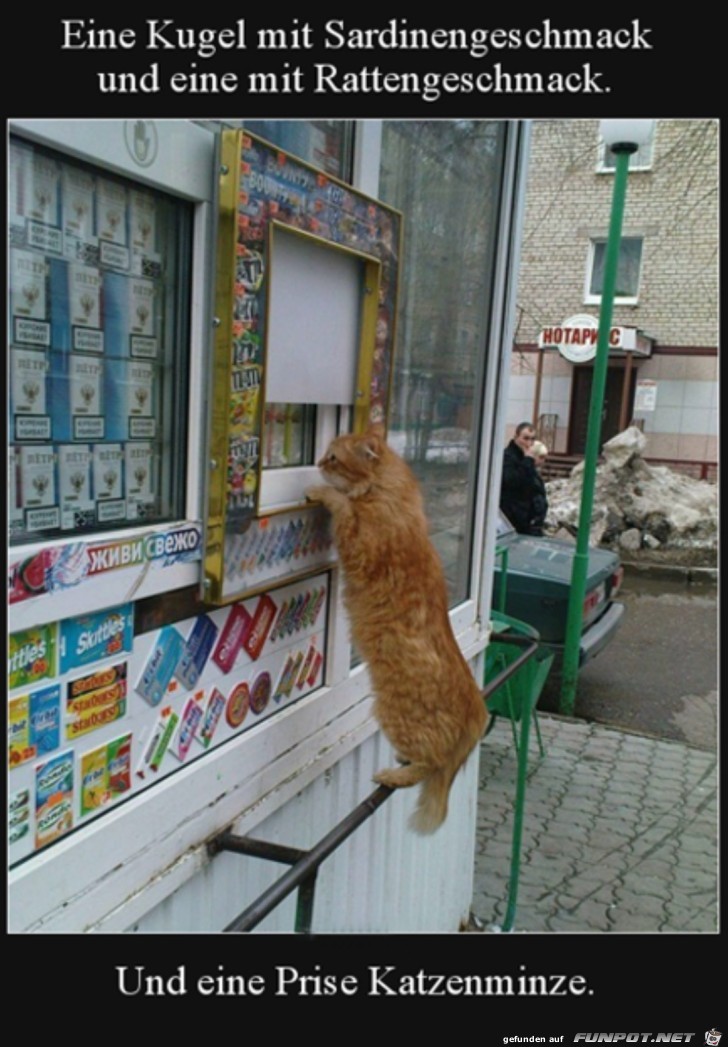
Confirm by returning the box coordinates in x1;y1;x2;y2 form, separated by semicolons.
598;124;655;172
585;236;643;304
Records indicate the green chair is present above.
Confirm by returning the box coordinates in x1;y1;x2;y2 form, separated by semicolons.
483;610;554;931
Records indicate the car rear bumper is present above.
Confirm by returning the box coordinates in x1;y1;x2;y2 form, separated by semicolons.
543;601;626;667
579;600;626;666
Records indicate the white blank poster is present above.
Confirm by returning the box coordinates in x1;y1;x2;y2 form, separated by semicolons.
266;227;364;405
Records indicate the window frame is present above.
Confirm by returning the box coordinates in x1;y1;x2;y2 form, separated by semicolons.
597;125;655;173
8;119;217;632
584;235;644;306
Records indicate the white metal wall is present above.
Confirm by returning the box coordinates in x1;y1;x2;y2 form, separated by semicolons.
127;727;481;933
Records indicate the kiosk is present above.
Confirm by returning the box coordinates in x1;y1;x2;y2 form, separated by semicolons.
8;118;529;932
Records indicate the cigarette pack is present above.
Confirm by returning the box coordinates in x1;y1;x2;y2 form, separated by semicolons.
93;443;124;502
69;263;102;329
25;152;61;225
130;191;157;253
128;360;154;417
125;441;154;508
19;445;56;509
62;166;96;245
10;248;48;321
96;179;128;245
11;347;48;415
57;444;94;527
129;278;155;336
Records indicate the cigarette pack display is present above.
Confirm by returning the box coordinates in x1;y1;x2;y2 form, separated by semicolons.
102;269;128;356
130;190;157;254
57;444;94;528
96;179;128;245
125;441;154;509
8;448;22;530
129;278;155;336
69;263;102;329
11;347;48;416
48;351;104;442
128;360;154;416
10;248;48;321
70;353;103;415
93;443;123;502
19;445;56;509
24;151;61;225
62;166;96;246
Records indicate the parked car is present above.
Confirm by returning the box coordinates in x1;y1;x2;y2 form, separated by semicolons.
492;510;625;666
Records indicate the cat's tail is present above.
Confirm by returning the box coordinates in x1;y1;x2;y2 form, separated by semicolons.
409;708;488;835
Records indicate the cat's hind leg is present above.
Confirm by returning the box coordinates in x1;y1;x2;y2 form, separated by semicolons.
373;762;430;789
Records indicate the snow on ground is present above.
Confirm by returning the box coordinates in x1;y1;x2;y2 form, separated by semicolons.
544;427;718;566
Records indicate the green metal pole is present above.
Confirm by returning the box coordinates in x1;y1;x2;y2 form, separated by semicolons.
559;146;634;716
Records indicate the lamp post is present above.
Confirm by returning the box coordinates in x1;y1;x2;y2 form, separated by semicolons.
559;119;655;716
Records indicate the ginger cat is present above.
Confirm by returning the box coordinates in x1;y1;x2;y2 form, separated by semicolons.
307;426;488;833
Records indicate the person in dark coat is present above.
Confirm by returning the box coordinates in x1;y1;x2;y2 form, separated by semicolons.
500;421;541;535
528;440;549;537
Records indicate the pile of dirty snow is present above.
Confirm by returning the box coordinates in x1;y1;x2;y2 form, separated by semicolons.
545;427;718;566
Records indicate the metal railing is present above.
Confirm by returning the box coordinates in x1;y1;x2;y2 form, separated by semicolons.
207;632;541;933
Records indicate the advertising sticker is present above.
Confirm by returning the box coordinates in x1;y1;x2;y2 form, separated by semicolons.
66;661;127;739
35;749;74;848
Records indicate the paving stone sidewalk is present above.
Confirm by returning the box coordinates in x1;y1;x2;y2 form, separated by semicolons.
472;714;718;933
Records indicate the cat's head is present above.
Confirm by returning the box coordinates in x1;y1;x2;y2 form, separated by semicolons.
317;426;387;496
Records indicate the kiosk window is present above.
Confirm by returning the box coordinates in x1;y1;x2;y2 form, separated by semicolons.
8;138;192;545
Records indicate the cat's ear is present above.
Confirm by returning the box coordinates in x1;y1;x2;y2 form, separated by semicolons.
360;426;386;461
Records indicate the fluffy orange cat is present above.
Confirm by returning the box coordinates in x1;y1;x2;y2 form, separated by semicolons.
307;426;488;833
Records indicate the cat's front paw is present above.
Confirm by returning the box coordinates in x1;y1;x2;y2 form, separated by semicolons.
305;484;331;504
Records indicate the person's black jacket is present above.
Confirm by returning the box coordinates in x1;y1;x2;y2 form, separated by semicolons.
529;470;548;536
500;439;542;535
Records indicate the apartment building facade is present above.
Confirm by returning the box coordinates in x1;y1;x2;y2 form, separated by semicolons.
506;118;718;476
